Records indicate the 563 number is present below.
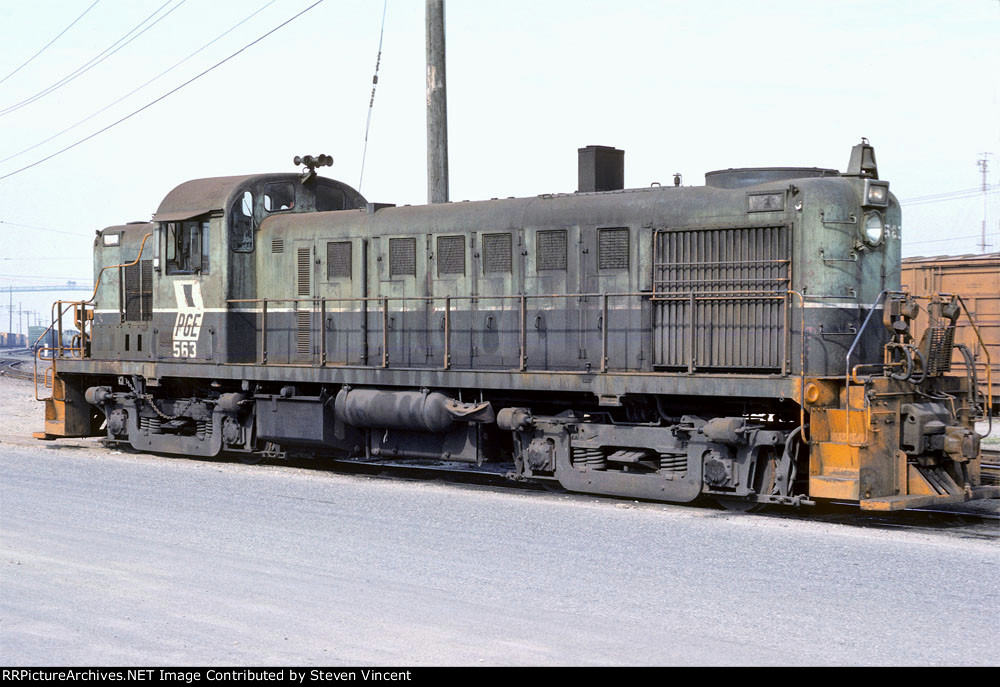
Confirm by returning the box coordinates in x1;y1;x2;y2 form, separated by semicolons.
172;341;197;358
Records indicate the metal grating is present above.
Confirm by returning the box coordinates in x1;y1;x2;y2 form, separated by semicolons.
327;241;352;279
123;263;140;322
271;238;284;253
297;248;311;296
437;235;465;276
653;225;790;371
483;233;512;274
389;237;416;277
598;228;629;270
122;260;153;322
536;230;567;271
140;259;152;320
925;327;955;375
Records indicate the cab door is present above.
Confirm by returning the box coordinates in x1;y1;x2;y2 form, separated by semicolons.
319;237;366;364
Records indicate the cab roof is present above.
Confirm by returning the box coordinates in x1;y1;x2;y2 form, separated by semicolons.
152;173;365;222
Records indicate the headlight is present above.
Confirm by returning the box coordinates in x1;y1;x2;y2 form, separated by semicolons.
863;211;884;245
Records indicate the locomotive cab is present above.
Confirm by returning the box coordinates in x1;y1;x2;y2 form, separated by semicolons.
144;173;366;365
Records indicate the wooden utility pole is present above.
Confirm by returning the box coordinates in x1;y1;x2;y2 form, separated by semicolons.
426;0;449;204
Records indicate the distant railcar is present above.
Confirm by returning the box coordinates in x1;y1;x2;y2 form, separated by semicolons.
34;141;997;511
902;253;999;406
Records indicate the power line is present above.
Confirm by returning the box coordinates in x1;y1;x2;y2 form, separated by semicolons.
0;219;92;237
900;187;999;207
0;0;327;182
0;0;102;87
0;0;278;165
358;0;389;193
899;187;982;203
0;0;185;118
906;231;999;245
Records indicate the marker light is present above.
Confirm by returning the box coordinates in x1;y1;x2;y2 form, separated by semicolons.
865;182;889;207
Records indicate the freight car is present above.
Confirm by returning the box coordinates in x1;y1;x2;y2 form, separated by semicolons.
34;140;998;511
902;253;999;407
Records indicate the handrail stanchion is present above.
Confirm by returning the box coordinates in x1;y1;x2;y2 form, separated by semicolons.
519;294;527;371
443;296;451;370
601;293;609;373
381;297;389;368
320;298;327;366
261;300;268;365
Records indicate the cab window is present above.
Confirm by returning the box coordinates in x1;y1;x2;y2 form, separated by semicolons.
229;191;254;252
316;184;346;211
165;220;210;274
263;183;295;212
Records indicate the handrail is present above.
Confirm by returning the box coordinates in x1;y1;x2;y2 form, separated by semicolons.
844;290;895;447
956;294;993;422
230;288;801;384
33;232;152;401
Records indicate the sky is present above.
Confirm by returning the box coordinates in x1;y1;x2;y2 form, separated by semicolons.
0;0;998;334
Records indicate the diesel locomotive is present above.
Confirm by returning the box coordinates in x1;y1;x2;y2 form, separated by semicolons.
35;140;997;511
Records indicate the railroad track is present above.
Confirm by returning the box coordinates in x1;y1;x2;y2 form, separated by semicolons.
0;357;35;381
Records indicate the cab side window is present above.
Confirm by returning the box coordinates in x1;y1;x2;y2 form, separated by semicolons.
165;220;210;274
263;183;294;212
316;184;346;211
230;191;254;252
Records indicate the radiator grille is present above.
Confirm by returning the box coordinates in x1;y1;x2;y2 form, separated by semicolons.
598;228;629;269
437;235;465;276
653;225;789;371
389;237;416;277
537;230;567;271
483;233;512;274
327;241;352;279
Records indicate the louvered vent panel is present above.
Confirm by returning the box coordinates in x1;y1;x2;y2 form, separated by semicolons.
297;248;311;296
296;311;311;354
537;230;567;271
327;241;352;279
653;225;790;371
271;238;284;253
483;233;512;274
598;228;629;270
389;237;416;277
437;235;465;276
